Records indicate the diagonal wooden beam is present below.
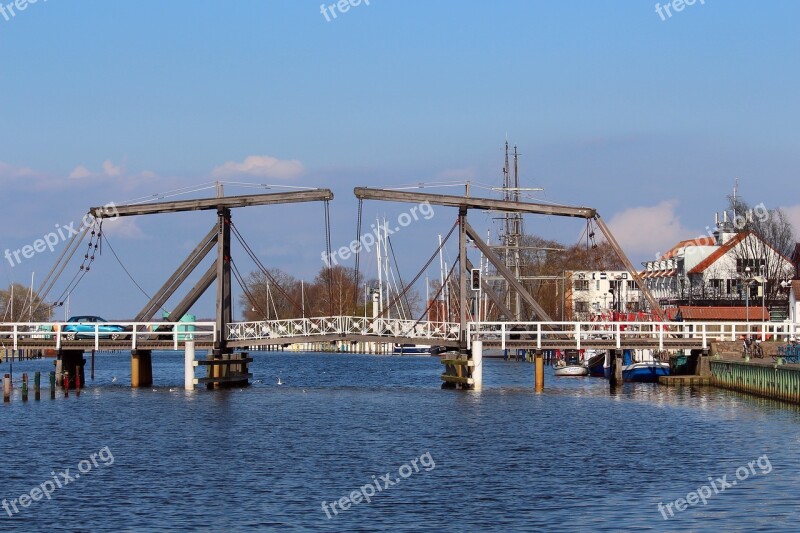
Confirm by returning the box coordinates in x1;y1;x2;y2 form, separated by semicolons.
135;225;218;322
465;222;554;322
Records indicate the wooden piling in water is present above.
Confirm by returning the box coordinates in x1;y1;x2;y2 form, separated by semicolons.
131;350;153;388
535;350;544;391
34;371;41;401
49;371;56;399
21;373;28;402
3;374;10;402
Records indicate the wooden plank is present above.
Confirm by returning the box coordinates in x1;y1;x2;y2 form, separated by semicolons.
91;190;334;218
194;373;253;385
354;187;595;218
440;374;474;385
194;358;254;366
440;358;474;366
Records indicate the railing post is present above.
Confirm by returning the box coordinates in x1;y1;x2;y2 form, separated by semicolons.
94;325;99;351
13;324;18;351
501;323;506;351
616;322;621;350
658;324;664;351
132;324;137;350
575;323;581;350
536;323;542;350
174;324;179;351
702;324;708;350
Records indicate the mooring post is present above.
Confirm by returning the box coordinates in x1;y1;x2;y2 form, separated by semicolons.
49;371;56;399
21;373;28;402
91;349;95;381
697;348;711;377
55;359;63;387
535;350;545;391
471;340;483;391
3;374;11;402
34;371;41;401
610;349;623;386
184;341;195;391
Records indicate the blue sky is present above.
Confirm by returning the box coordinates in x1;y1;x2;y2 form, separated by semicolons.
1;0;798;320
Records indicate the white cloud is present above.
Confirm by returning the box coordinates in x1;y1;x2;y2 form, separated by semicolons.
781;204;800;235
68;165;93;179
69;160;126;180
0;161;38;178
101;217;145;239
607;200;695;257
212;155;305;180
102;160;123;177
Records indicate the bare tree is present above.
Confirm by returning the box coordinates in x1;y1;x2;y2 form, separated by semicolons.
238;269;302;321
728;196;796;300
0;283;53;322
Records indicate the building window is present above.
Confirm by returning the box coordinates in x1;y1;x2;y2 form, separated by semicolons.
574;280;589;291
627;280;637;291
736;258;766;274
575;301;589;313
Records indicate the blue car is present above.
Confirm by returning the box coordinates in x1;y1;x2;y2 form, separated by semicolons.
60;316;128;341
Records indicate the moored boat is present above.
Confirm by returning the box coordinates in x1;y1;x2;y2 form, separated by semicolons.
554;361;589;376
603;349;670;383
554;350;589;377
393;344;432;355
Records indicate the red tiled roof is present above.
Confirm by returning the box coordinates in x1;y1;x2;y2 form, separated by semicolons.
662;236;716;259
677;306;769;321
687;231;751;275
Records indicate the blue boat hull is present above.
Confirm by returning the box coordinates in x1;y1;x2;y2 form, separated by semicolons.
602;350;670;383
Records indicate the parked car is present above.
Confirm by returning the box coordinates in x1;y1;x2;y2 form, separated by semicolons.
58;316;128;341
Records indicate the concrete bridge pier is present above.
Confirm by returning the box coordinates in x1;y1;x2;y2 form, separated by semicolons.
131;350;153;388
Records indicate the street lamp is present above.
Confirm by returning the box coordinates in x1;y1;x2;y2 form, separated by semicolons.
745;266;752;337
760;265;766;323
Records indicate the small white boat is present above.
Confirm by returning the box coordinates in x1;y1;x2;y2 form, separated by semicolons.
553;359;589;377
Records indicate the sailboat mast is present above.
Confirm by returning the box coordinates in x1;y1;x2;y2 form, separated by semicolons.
376;218;384;317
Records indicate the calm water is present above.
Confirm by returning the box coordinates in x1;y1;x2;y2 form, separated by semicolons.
1;351;799;532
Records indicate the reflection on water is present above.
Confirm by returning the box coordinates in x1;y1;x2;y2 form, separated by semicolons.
1;352;799;531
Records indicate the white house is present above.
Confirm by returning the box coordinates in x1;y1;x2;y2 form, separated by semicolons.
564;270;643;321
642;227;794;309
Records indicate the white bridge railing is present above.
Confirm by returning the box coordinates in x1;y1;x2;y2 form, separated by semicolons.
0;322;217;351
227;316;461;343
467;321;800;351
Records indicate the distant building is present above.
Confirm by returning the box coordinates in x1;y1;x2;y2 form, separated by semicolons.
641;221;794;315
564;270;642;321
788;245;800;324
